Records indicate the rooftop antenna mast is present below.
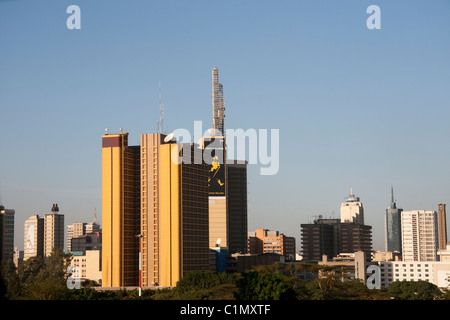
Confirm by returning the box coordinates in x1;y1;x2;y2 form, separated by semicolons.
212;66;225;136
157;81;166;134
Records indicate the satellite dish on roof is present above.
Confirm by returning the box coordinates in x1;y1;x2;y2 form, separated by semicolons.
164;132;175;143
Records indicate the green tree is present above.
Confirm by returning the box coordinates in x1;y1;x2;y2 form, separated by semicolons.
1;259;21;299
18;256;45;287
388;280;442;300
19;249;72;300
175;270;236;293
234;271;296;300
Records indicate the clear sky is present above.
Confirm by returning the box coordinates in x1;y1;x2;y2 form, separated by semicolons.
1;0;450;252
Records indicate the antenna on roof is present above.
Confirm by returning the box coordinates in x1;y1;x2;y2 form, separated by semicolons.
157;81;167;134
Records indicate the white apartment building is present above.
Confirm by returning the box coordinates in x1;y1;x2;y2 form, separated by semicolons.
378;260;450;288
67;222;86;251
44;204;64;257
401;210;438;262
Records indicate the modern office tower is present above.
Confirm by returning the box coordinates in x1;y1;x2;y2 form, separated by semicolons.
44;204;65;257
248;229;296;261
141;134;210;287
401;210;438;262
24;214;44;261
0;205;15;262
102;132;141;287
226;160;248;254
384;187;403;254
67;222;86;251
340;189;364;224
438;204;447;250
205;67;230;251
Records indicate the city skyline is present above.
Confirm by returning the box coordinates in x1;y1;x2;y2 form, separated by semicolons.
1;1;450;252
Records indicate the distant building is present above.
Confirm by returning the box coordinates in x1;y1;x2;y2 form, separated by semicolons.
248;229;296;261
340;222;372;254
301;218;340;261
401;210;438;261
24;214;44;261
377;260;450;288
438;204;448;251
301;217;372;261
13;247;23;268
85;221;101;234
226;161;248;254
44;204;64;257
384;187;403;255
67;221;101;251
67;222;86;252
229;253;285;273
71;232;102;254
70;250;102;285
0;205;15;262
340;189;364;224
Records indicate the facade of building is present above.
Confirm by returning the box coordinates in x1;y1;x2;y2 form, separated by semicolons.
67;222;86;251
248;229;296;261
340;222;372;254
141;138;210;287
438;204;447;250
226;161;248;254
301;218;340;261
203;135;228;250
71;232;102;254
384;187;403;254
301;217;372;261
401;210;438;262
0;205;15;262
70;250;102;284
340;189;364;224
102;132;141;287
24;214;44;261
85;221;101;234
44;204;65;257
378;260;450;288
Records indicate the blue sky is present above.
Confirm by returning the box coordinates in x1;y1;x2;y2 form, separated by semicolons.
1;0;450;252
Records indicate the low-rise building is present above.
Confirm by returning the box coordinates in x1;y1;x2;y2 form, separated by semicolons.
69;250;102;285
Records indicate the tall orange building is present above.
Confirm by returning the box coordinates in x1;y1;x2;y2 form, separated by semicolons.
102;132;140;287
140;134;210;287
102;132;210;288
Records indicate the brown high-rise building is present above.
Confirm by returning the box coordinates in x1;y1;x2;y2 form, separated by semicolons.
140;134;210;287
301;218;372;261
301;218;340;261
0;205;15;262
438;204;447;250
102;132;140;287
226;161;248;254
